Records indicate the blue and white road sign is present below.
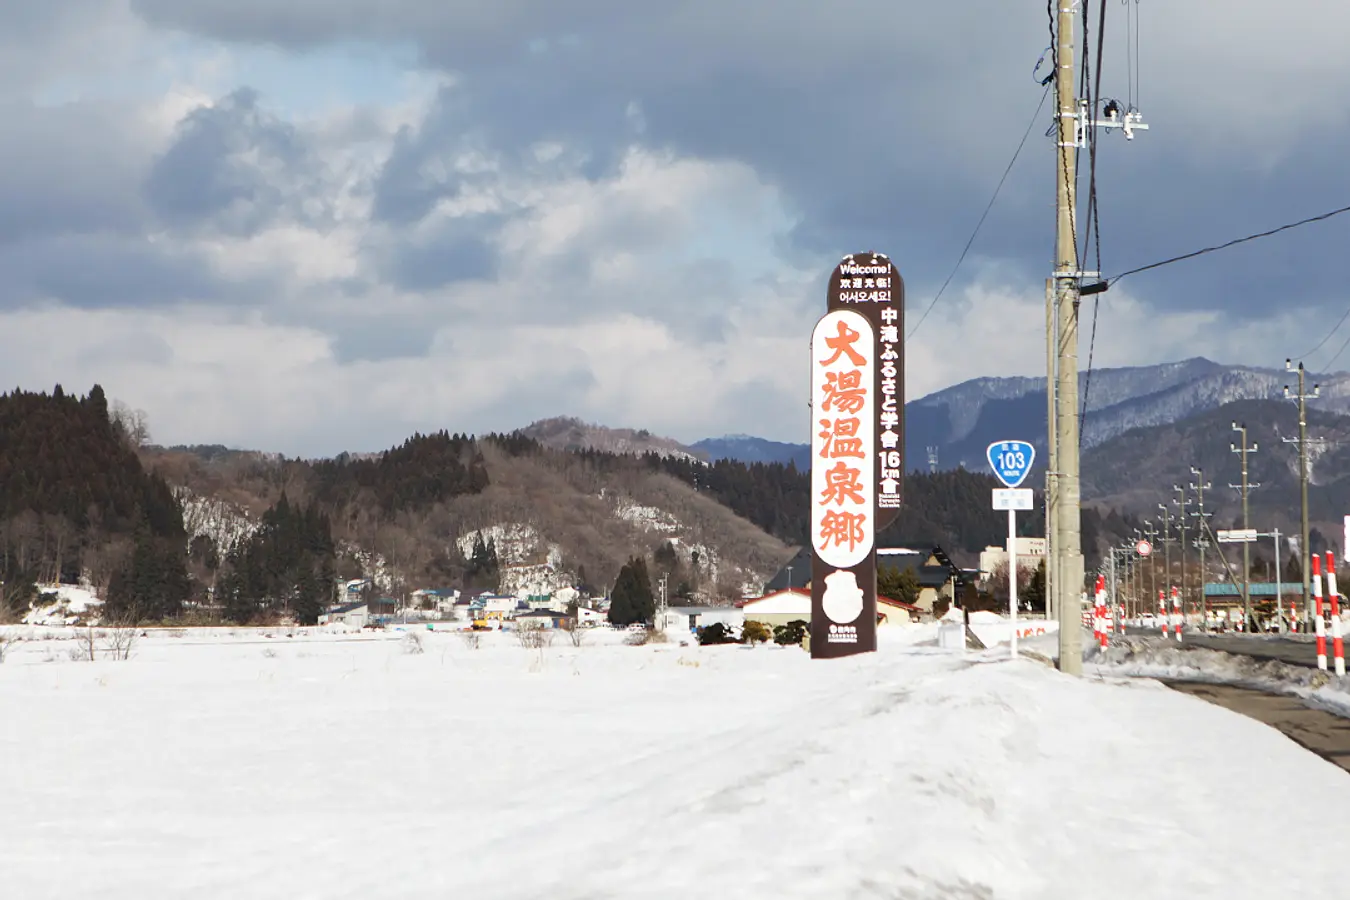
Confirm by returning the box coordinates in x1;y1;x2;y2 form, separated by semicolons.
986;440;1035;489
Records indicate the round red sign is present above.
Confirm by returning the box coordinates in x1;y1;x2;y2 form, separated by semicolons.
1136;539;1152;557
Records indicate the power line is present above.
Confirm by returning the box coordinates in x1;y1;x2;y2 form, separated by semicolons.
1293;304;1350;363
1080;0;1109;441
906;83;1051;341
1084;202;1350;291
1319;327;1350;372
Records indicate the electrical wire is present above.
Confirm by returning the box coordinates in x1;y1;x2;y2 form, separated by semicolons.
1081;0;1109;442
905;83;1051;341
1293;304;1350;363
1124;0;1133;110
1318;327;1350;372
1097;202;1350;287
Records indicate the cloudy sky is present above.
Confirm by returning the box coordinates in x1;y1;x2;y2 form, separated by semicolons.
2;1;1347;456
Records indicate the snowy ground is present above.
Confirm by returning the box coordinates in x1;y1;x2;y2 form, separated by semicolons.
4;624;1350;899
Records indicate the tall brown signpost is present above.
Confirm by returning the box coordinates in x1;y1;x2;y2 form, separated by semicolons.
810;252;905;659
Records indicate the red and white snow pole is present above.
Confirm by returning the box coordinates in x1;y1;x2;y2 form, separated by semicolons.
1159;589;1168;636
1171;586;1183;642
1313;554;1327;671
1093;575;1108;648
1327;552;1345;677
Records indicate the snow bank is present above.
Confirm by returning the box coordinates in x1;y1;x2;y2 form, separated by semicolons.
1088;634;1350;717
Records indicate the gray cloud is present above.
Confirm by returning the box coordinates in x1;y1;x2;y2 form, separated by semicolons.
145;88;329;237
0;99;150;244
2;1;1347;456
0;233;224;310
124;0;1350;332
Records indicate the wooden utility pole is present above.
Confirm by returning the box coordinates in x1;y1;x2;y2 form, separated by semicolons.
1230;422;1260;629
1143;520;1159;614
1189;467;1212;630
1283;361;1319;624
1173;484;1191;628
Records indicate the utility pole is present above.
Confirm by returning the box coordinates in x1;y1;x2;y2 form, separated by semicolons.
1173;485;1192;629
1283;360;1320;624
1272;528;1284;631
1045;277;1057;624
1051;0;1084;675
1047;3;1149;671
1158;503;1172;598
1143;520;1159;616
1189;467;1212;631
1230;422;1260;630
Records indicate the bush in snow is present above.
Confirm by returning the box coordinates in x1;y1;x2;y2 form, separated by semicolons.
741;621;772;647
696;622;738;646
402;631;425;655
773;620;809;647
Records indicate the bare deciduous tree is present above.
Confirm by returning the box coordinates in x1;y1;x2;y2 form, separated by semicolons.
515;620;553;650
560;617;585;647
110;400;151;449
102;621;138;661
75;626;99;661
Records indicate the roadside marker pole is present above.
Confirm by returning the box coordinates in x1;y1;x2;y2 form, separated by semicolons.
1092;576;1104;648
1313;554;1327;671
1171;587;1183;642
1327;552;1345;677
1099;575;1109;648
1159;590;1167;637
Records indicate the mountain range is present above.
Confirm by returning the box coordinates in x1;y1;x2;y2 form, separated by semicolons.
694;357;1350;475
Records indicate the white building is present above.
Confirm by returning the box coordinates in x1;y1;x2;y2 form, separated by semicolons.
741;590;812;629
575;607;607;627
978;537;1047;582
318;601;369;629
656;606;744;635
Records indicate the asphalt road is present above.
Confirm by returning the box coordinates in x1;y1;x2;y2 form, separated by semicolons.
1164;681;1350;775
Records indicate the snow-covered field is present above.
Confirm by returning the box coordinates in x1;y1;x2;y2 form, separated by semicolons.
4;625;1350;899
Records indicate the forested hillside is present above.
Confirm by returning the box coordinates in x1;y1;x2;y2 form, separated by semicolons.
3;386;1145;623
0;384;188;619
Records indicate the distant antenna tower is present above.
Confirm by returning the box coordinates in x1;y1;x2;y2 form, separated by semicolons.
926;445;939;473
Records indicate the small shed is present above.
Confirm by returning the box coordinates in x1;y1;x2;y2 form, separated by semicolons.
319;601;369;629
657;605;744;634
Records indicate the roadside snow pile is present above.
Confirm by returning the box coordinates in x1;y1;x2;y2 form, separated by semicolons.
1088;635;1350;717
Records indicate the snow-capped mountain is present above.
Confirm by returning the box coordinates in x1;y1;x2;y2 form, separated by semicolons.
699;358;1350;473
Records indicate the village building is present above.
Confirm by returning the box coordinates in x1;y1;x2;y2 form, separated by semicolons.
656;605;744;635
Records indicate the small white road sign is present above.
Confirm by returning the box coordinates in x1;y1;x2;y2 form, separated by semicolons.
992;488;1034;511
